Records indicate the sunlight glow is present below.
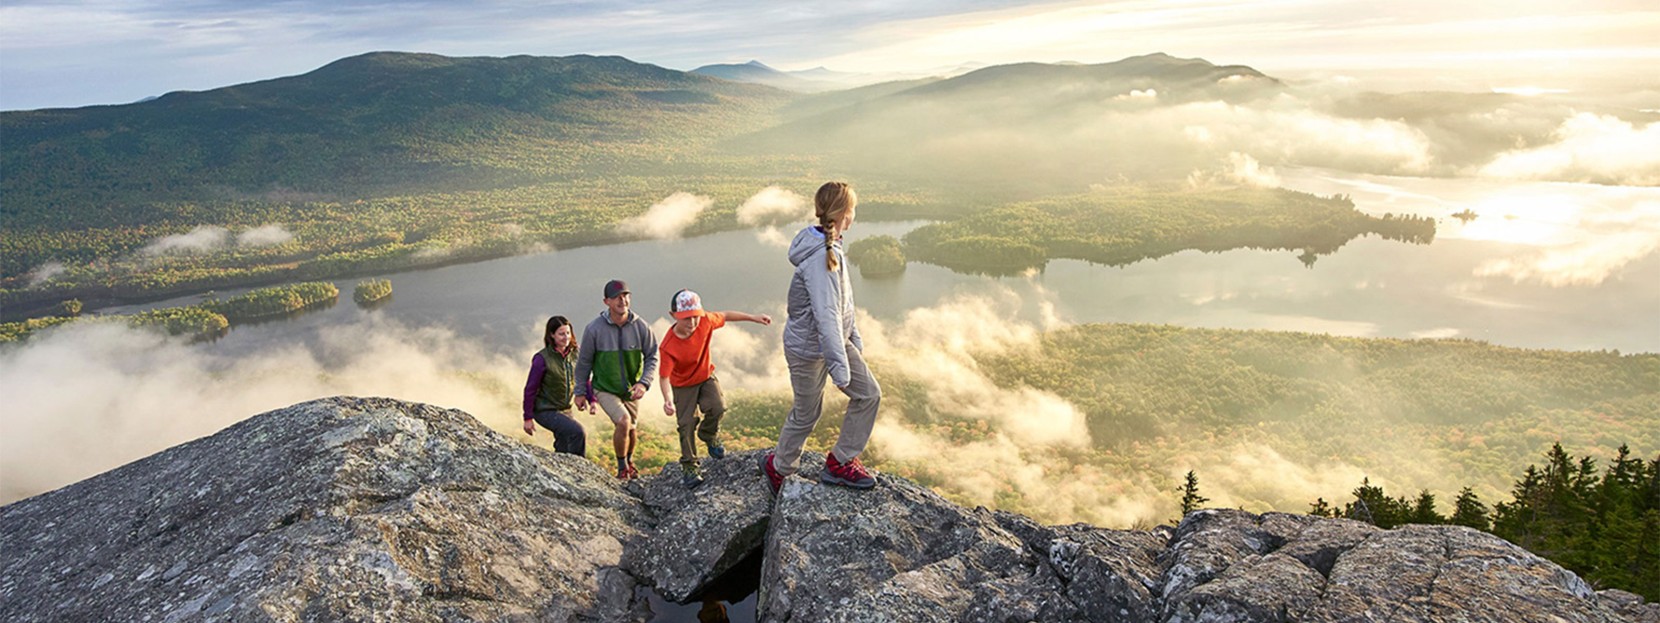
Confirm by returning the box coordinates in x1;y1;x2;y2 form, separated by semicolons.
1457;195;1584;246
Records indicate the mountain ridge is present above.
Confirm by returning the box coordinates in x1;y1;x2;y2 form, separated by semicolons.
1;51;791;224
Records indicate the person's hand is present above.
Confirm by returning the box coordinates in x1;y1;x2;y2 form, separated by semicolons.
523;419;535;435
836;383;851;397
664;401;676;416
630;383;647;401
757;314;773;326
574;395;588;411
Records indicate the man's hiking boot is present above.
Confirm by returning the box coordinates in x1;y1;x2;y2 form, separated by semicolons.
821;453;876;489
760;452;784;494
617;462;639;480
706;441;727;460
681;464;704;488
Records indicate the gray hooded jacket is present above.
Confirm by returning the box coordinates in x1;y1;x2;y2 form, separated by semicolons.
783;225;864;387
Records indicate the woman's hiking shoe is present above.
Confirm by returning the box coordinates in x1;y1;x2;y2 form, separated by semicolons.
759;452;784;494
617;463;639;480
681;464;704;488
821;454;876;489
706;441;727;459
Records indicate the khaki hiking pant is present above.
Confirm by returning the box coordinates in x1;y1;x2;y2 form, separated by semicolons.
774;344;881;477
672;376;726;467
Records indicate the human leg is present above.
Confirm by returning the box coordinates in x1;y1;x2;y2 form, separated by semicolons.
672;384;701;467
773;353;828;477
696;376;727;459
595;392;637;477
830;345;882;464
532;410;587;456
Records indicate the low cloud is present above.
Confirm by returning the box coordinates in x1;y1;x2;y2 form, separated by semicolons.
1184;444;1372;513
862;293;1089;447
737;186;809;226
0;317;545;504
235;224;294;247
1171;101;1437;174
27;261;66;287
1112;88;1156;101
1478;113;1660;185
1476;230;1660;287
617;192;712;240
1224;152;1281;188
140;225;232;256
875;423;1162;527
138;223;298;256
1411;328;1461;339
1460;192;1660;286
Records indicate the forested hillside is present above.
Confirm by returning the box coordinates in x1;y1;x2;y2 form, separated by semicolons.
3;52;789;219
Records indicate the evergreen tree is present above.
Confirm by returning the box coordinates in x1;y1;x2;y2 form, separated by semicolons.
1178;470;1209;516
1410;490;1444;525
1308;444;1659;600
1450;487;1490;531
1345;477;1412;528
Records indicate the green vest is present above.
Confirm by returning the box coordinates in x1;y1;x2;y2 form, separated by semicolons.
535;346;576;413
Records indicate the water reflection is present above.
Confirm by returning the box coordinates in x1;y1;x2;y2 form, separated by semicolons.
1281;167;1660;288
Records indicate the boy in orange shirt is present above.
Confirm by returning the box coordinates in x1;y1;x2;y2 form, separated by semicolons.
658;289;772;487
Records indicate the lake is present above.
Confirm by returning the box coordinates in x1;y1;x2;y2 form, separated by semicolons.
106;170;1660;355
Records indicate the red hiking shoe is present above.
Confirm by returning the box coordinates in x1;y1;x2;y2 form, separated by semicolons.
759;452;784;494
821;453;876;489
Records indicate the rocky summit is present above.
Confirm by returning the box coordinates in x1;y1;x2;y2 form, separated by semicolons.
1;397;1652;622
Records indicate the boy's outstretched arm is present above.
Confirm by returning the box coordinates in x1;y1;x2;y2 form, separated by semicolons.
722;311;772;325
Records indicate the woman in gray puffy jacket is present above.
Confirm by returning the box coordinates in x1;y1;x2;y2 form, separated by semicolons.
760;181;882;492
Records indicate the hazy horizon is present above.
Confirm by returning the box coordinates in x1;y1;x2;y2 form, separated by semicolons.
3;0;1658;111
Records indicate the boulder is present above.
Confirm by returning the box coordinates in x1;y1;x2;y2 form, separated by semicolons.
757;457;1068;622
2;397;1651;623
995;511;1170;622
624;448;774;603
1304;524;1637;623
0;397;649;623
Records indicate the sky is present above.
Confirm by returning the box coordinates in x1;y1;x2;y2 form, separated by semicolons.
2;0;1659;111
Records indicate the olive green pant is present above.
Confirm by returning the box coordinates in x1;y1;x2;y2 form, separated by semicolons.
673;376;726;467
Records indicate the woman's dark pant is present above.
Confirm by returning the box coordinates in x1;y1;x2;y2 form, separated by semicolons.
532;410;587;457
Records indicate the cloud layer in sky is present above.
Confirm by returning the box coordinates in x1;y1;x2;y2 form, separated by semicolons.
2;0;1656;109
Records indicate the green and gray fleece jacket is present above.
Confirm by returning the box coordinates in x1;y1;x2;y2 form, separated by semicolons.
575;310;659;399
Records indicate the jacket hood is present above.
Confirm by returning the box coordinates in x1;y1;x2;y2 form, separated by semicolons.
788;226;834;267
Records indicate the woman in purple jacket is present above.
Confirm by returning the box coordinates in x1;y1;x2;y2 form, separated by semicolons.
523;315;591;455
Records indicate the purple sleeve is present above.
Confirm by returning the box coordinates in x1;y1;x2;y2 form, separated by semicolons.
523;352;547;420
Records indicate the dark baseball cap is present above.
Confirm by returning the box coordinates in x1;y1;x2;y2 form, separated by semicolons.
604;279;630;299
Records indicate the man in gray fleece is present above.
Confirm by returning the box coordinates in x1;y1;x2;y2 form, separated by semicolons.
574;279;659;479
761;181;881;492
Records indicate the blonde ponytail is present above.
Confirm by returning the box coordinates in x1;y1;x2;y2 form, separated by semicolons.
823;223;839;272
815;181;857;272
